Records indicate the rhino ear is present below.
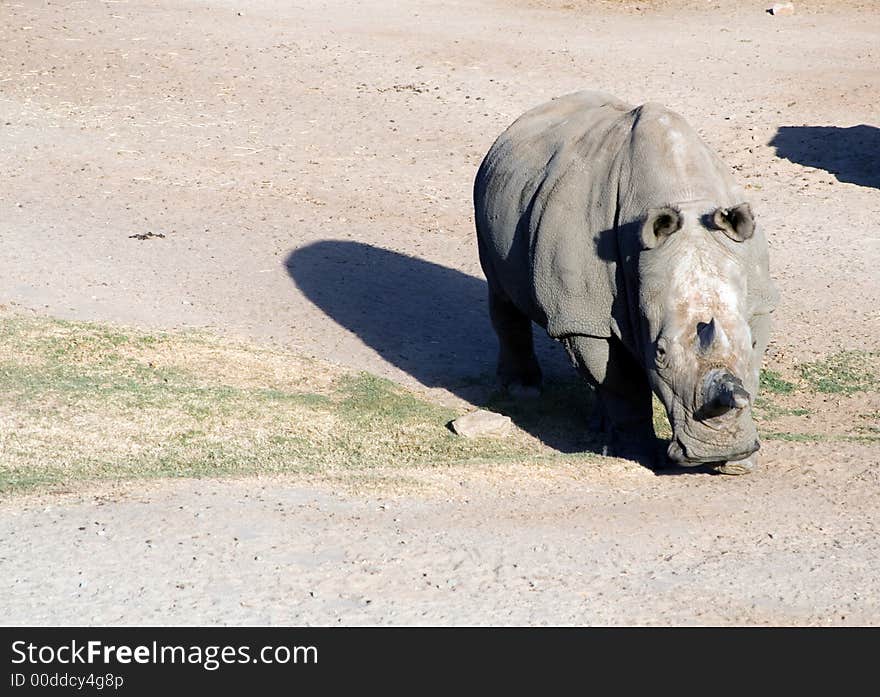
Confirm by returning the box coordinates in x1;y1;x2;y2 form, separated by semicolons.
713;203;755;242
640;206;682;250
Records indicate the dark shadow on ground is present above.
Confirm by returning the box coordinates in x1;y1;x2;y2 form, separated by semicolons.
286;240;706;471
285;241;567;391
285;240;601;453
769;125;880;189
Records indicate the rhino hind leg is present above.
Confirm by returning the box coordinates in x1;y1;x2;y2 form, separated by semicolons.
562;335;658;465
488;289;542;395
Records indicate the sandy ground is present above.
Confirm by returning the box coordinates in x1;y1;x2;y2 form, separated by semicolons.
1;0;878;625
4;450;879;626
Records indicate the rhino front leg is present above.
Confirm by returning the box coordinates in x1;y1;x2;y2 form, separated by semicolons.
488;289;542;395
562;335;657;464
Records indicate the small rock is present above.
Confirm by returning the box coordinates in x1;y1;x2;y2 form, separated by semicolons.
449;409;512;438
129;231;165;241
768;2;795;16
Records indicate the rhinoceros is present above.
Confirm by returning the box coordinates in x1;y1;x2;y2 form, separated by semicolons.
474;91;778;474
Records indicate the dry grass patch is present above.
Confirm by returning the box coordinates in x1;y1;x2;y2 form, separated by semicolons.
0;313;544;494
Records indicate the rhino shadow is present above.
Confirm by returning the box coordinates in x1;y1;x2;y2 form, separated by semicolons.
769;125;880;189
286;240;604;455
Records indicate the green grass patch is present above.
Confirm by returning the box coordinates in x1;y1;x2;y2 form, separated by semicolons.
755;353;879;444
0;313;544;494
753;397;811;421
798;351;879;394
763;431;880;445
760;368;796;395
763;431;824;443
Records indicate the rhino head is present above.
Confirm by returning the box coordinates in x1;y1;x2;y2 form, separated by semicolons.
637;202;761;466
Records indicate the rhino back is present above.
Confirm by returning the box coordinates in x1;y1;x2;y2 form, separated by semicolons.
474;91;634;335
617;103;744;218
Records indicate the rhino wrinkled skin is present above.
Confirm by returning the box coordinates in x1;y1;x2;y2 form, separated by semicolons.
474;91;779;473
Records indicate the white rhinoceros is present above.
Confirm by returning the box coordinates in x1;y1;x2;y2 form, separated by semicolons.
474;91;779;473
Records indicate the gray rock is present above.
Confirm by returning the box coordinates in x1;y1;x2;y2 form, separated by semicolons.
449;409;512;438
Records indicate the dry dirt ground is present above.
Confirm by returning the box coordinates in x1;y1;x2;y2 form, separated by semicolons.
1;0;879;625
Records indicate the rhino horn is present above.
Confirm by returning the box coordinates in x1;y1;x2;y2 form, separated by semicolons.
700;370;750;418
697;318;716;353
696;317;729;354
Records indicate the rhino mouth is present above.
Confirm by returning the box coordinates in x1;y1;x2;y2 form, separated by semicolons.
667;435;759;466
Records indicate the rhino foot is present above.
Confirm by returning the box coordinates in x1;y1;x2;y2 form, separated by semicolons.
712;456;757;475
